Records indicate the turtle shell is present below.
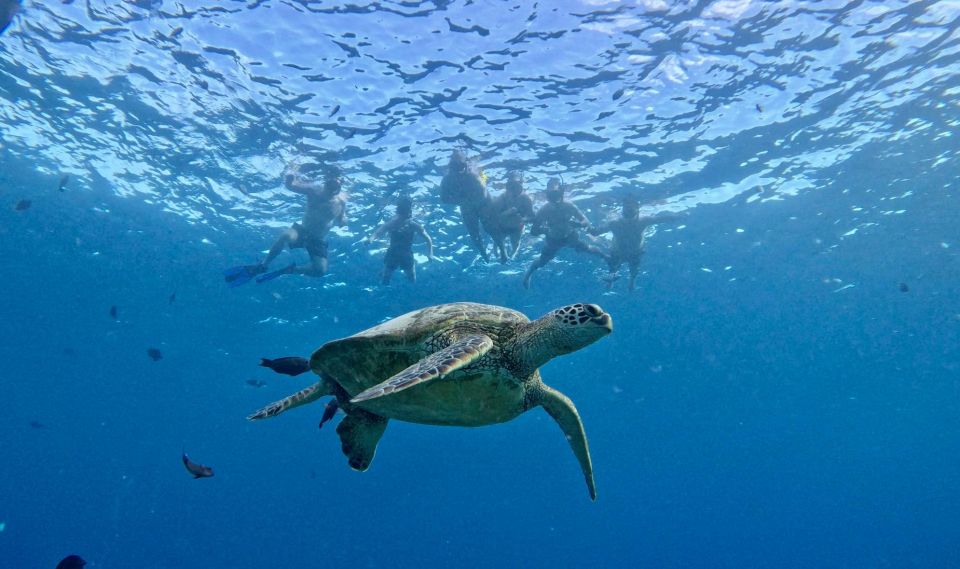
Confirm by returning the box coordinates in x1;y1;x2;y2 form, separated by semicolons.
310;302;532;426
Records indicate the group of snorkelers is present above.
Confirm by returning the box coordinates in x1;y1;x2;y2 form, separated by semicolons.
224;150;682;291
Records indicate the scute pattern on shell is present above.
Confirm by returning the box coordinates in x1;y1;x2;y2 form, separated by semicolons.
352;302;529;341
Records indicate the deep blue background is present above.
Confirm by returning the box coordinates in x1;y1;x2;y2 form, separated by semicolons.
2;150;958;568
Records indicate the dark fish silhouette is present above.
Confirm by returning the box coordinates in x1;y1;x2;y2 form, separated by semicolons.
58;174;70;192
168;292;176;304
147;348;163;361
182;452;214;479
29;420;46;429
245;379;267;388
612;88;624;101
899;282;909;293
756;103;763;113
260;356;310;376
55;555;86;569
0;1;20;36
15;199;31;211
329;105;340;117
110;305;118;320
318;399;339;430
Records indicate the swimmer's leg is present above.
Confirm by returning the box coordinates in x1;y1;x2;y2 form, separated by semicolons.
263;226;298;267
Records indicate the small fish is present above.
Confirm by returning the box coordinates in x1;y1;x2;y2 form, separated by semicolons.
182;452;214;479
318;399;339;430
899;282;909;293
15;199;31;211
55;555;86;569
260;356;310;376
329;104;340;117
29;420;46;429
612;88;624;101
168;292;176;304
147;348;163;361
58;173;70;192
109;305;118;320
756;103;763;113
245;379;267;388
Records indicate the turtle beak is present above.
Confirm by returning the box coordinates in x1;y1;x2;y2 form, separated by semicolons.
595;313;612;333
597;313;612;332
584;304;612;333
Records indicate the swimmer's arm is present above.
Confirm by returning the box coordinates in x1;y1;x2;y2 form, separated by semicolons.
416;223;435;259
569;203;592;229
367;221;388;243
589;221;610;236
530;207;548;235
644;211;686;225
284;172;320;195
336;198;348;226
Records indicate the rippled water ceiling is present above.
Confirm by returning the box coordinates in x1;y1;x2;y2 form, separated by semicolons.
0;1;956;227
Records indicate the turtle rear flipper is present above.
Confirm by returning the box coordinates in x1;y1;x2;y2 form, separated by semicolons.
350;334;494;403
337;409;388;471
247;379;333;420
538;385;596;501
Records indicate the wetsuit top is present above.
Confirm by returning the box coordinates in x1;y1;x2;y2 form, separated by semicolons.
387;218;421;253
607;217;648;257
492;192;535;230
302;192;346;237
533;201;590;240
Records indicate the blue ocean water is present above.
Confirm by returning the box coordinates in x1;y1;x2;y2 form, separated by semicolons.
2;0;959;567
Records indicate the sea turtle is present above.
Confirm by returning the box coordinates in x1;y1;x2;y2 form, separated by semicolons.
248;301;613;500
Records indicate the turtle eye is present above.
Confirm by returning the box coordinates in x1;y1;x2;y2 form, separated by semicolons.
585;304;601;317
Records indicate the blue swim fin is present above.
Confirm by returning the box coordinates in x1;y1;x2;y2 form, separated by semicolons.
223;264;265;288
256;263;295;284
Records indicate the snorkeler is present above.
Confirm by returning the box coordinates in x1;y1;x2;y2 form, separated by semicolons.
591;196;684;292
486;170;535;263
439;149;492;261
224;163;347;287
366;195;435;284
522;178;606;289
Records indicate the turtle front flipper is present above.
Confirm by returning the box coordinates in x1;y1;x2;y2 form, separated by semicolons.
247;379;333;420
537;384;596;501
350;334;494;403
336;408;389;471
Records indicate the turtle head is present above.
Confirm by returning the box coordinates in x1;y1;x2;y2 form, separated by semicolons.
546;303;613;354
517;304;612;374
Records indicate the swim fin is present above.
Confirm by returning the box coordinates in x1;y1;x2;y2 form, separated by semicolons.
223;264;265;288
256;263;296;284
